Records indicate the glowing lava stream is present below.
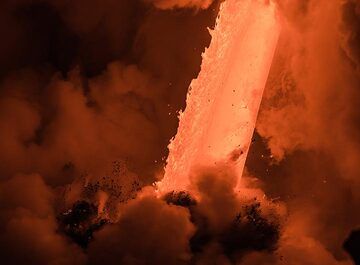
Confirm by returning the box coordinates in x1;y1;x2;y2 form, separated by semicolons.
158;0;280;193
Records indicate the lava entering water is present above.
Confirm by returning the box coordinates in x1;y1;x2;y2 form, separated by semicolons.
158;0;281;193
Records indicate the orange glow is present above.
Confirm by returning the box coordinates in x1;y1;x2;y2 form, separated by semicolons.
158;0;280;193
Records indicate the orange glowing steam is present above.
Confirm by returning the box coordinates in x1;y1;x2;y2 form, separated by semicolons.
158;0;280;193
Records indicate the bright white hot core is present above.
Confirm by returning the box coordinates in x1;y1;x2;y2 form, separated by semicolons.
158;0;280;193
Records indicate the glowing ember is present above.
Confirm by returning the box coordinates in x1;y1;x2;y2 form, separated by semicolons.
158;0;280;193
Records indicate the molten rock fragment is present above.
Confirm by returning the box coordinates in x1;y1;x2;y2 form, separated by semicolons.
57;200;108;248
164;191;197;207
64;161;142;221
220;202;280;258
57;161;143;247
188;199;281;261
163;168;282;263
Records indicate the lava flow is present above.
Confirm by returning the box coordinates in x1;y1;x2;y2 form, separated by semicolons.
158;0;281;193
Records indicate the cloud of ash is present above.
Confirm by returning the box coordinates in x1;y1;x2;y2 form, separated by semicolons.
0;0;219;186
0;0;219;264
88;193;195;265
86;164;283;265
0;64;169;185
0;174;86;265
0;163;283;265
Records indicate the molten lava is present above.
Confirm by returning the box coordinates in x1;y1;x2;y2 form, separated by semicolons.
158;0;281;193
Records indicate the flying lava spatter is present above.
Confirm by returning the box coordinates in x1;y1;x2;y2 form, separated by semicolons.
158;0;281;193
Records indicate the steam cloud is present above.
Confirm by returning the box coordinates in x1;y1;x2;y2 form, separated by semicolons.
252;0;360;264
0;0;359;265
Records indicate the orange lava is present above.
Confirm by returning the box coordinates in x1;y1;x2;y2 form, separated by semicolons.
158;0;281;193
